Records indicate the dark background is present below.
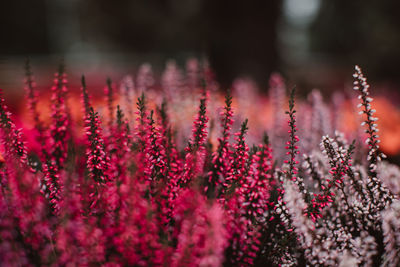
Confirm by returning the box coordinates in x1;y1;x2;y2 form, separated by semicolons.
0;0;400;94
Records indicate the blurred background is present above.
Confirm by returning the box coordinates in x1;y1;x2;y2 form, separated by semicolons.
1;0;400;92
0;0;399;161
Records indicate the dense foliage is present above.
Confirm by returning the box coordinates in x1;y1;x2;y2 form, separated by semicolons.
0;61;399;266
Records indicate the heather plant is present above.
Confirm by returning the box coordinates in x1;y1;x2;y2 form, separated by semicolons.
0;61;399;267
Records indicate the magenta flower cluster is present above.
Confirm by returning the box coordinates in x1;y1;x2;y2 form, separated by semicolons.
0;61;399;267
